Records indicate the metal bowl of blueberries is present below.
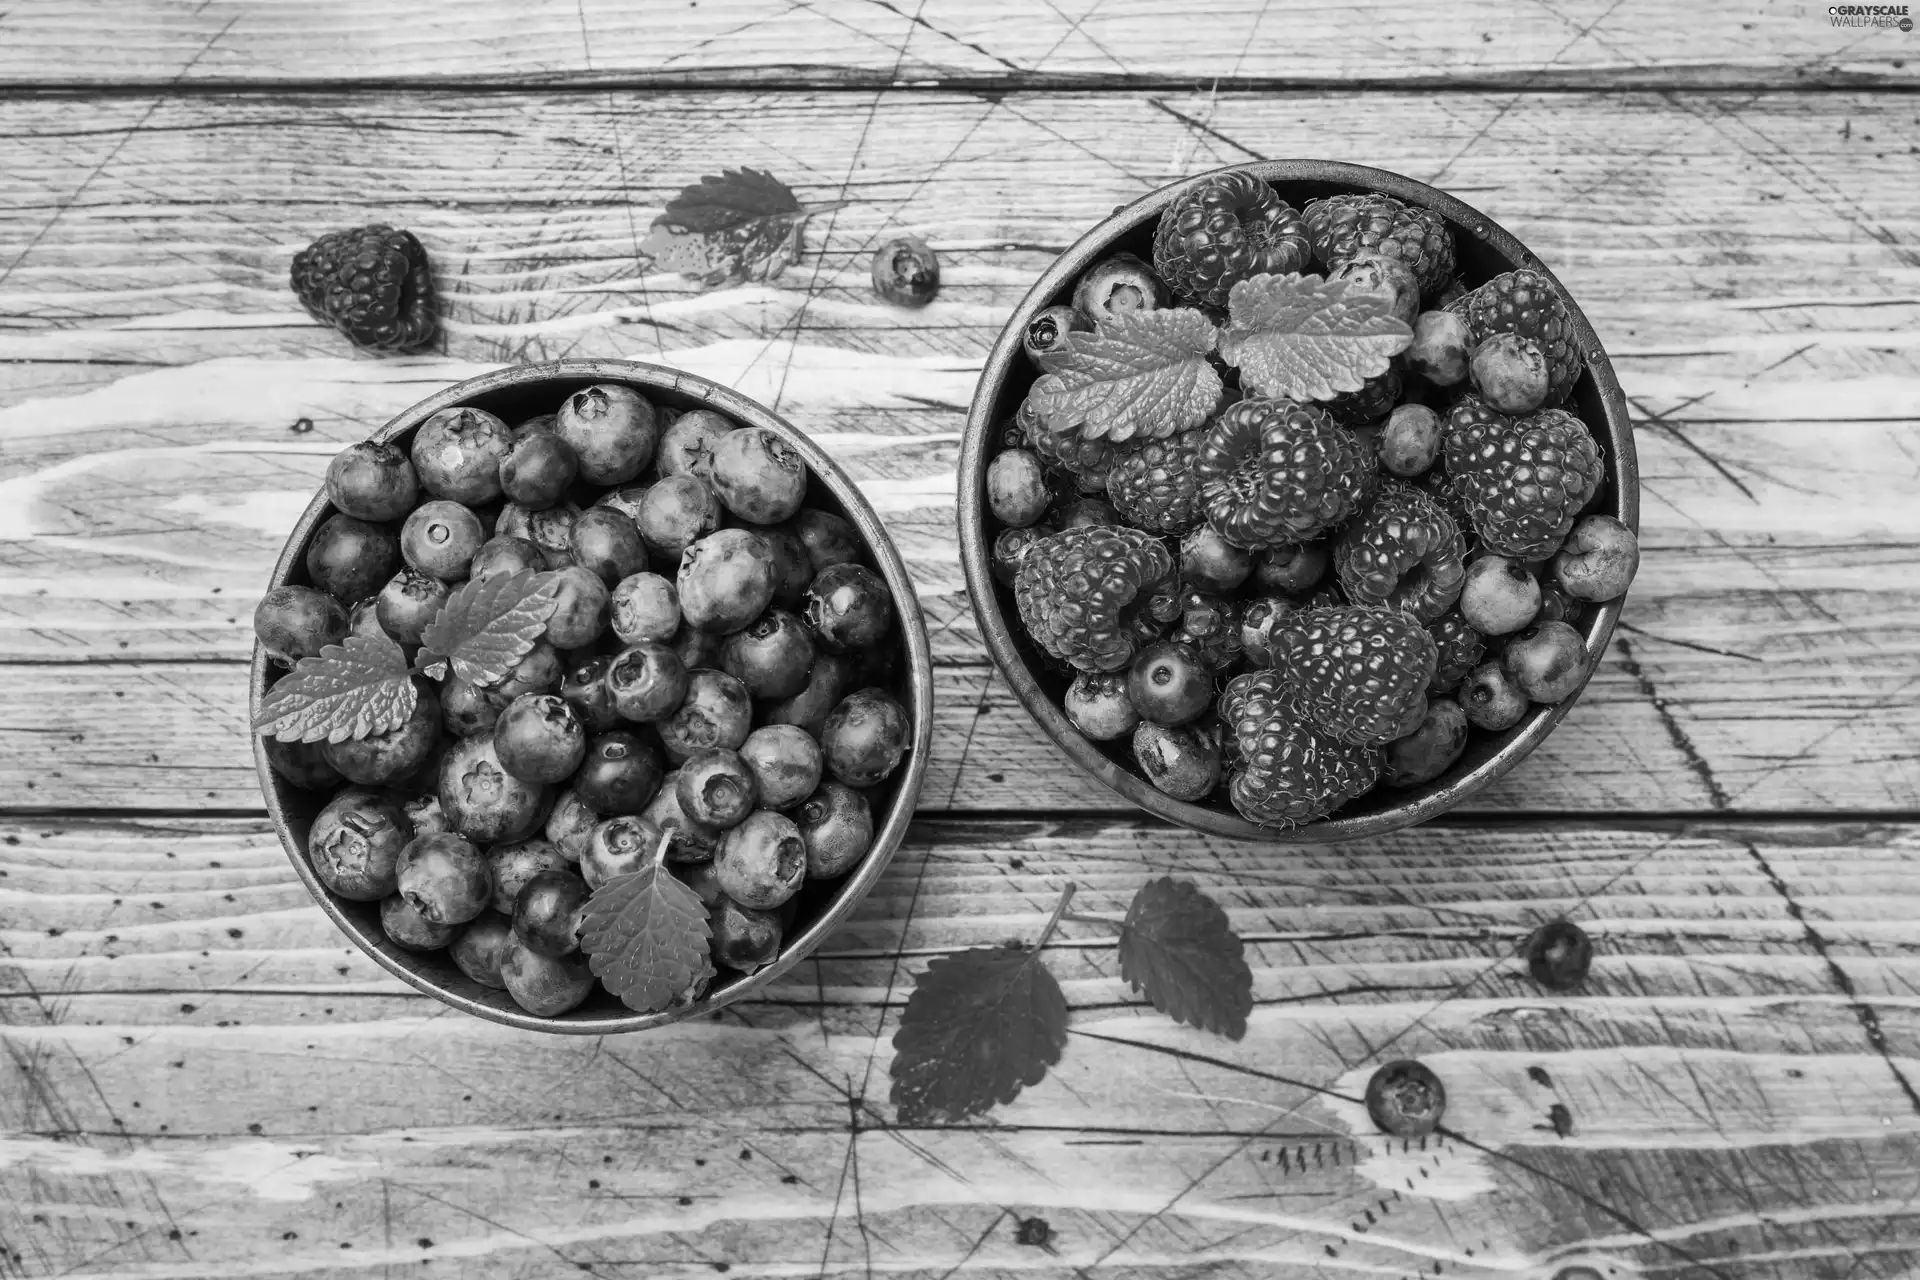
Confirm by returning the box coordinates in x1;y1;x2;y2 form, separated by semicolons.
959;160;1639;841
252;358;933;1032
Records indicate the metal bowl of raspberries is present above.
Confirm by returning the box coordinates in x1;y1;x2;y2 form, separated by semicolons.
960;160;1638;840
252;358;932;1031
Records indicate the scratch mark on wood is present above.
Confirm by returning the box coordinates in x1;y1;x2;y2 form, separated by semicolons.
1146;98;1268;162
1613;636;1730;810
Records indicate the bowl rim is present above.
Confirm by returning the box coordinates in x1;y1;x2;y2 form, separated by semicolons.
958;159;1639;842
252;357;935;1033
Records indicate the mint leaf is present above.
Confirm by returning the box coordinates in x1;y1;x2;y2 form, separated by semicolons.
578;862;715;1014
889;885;1074;1124
640;168;847;288
253;631;417;744
417;570;561;688
1030;308;1221;442
1218;272;1412;402
1116;877;1252;1040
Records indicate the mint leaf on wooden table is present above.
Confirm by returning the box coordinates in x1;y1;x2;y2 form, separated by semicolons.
1117;877;1252;1040
416;570;560;687
253;631;416;743
578;832;715;1014
640;168;849;289
1030;308;1222;442
889;885;1075;1124
1218;272;1413;403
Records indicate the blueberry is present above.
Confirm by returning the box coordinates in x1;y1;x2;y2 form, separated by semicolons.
1063;671;1139;742
1406;311;1471;386
499;934;596;1016
759;652;858;739
326;440;419;522
1126;641;1212;726
581;814;664;890
1179;526;1253;593
794;780;872;879
1501;621;1588;703
610;572;681;645
262;736;343;792
1365;1060;1446;1138
573;730;663;815
555;384;659;485
714;811;807;910
346;598;389;645
1022;304;1090;368
987;450;1050;528
658;669;753;763
739;725;824;810
545;787;599;863
1132;721;1220;801
669;620;723;672
1072;252;1163;327
449;911;513;988
439;733;549;845
1526;919;1594;990
1237;597;1298;668
641;773;723;863
1459;660;1528;731
720;609;815;700
492;640;566;701
605;642;690;723
820;687;911;787
1552;514;1639;603
545;564;611;650
1379;404;1443;478
493;693;586;784
710;427;807;525
1057;497;1118;530
759;526;813;610
514;412;556;437
396;831;491;925
656;408;737;482
676;749;760;830
710;898;783;974
322;683;440;785
499;500;582;570
485;838;566;916
254;585;349;668
440;676;506;738
559;655;621;733
469;535;547;584
375;568;451;646
403;792;451;838
674;859;725;907
802;563;891;654
401;500;485;582
595;483;651;524
381;893;458;952
635;475;722;569
308;787;411;901
785;509;862;577
679;529;777;635
499;431;579;509
870;236;939;308
1460;555;1541;636
306;513;403;606
1382;697;1470;788
412;406;513;504
570;506;647;586
512;867;591;957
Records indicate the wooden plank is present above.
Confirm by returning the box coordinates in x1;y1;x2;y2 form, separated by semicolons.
0;0;1911;89
5;816;1920;1277
2;89;1917;814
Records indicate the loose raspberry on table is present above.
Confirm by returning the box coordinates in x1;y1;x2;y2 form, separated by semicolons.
1220;670;1384;826
1425;610;1487;694
1013;525;1181;672
291;224;438;353
1105;423;1207;535
1301;193;1456;298
1334;481;1467;623
1153;170;1312;309
1443;395;1603;559
1193;398;1374;549
1272;604;1438;746
1457;268;1583;403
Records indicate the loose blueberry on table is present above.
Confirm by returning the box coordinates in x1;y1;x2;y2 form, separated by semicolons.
986;171;1638;827
256;383;911;1020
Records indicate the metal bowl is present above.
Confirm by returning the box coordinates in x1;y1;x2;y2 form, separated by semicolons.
959;161;1637;841
253;358;934;1032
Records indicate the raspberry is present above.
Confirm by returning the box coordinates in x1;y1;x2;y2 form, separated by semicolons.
1333;481;1467;623
1013;525;1182;672
1194;398;1373;549
1301;194;1456;298
1023;393;1129;493
1152;170;1312;309
1443;396;1603;559
1273;604;1438;746
1220;670;1383;826
1320;365;1402;427
1458;269;1582;403
1425;610;1487;693
1105;423;1206;534
291;224;437;353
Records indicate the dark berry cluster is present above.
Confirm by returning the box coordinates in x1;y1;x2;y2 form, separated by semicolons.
258;383;912;1017
984;170;1640;827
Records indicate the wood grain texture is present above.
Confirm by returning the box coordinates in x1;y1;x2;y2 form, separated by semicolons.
0;0;1912;89
2;89;1917;814
5;816;1920;1278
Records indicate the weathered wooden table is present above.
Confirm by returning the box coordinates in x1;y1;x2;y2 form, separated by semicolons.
4;3;1918;1276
